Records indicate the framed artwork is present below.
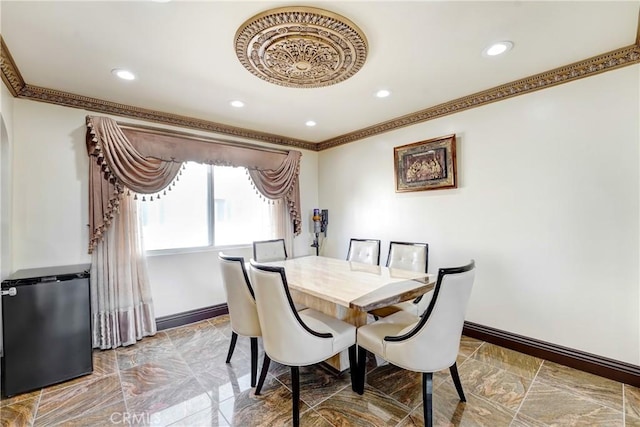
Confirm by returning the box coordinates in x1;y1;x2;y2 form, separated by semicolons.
394;134;457;192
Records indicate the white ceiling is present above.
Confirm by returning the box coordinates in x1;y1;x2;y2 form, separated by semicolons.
1;1;638;144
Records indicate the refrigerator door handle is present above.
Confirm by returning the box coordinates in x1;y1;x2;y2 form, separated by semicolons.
1;287;17;297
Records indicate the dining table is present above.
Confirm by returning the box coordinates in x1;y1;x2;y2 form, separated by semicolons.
263;255;435;372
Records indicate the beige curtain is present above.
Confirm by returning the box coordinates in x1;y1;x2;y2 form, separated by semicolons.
91;195;155;348
86;115;302;348
271;200;295;257
87;117;183;253
87;115;302;249
248;152;302;240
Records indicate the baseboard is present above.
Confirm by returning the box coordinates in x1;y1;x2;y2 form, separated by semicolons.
155;304;228;331
463;321;640;387
154;307;639;386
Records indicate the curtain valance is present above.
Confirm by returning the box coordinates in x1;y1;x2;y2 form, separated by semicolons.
86;115;302;253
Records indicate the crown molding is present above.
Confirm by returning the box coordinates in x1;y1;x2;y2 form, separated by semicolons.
636;8;640;46
2;38;639;153
0;36;26;97
317;44;640;150
16;83;318;151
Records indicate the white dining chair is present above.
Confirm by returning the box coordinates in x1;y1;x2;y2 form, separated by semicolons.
356;260;476;427
249;260;358;427
346;238;381;265
371;241;430;317
253;238;287;262
218;253;269;388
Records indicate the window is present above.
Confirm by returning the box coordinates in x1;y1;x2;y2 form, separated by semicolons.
140;162;274;251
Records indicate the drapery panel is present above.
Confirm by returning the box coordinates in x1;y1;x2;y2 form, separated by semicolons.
87;115;302;253
91;195;156;349
87;117;183;253
248;154;301;240
85;115;302;348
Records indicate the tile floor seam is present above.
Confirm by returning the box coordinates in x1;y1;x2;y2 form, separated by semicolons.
273;369;331;409
172;333;227;426
437;352;531;421
30;390;43;427
523;367;627;427
470;343;544;378
33;373;120;427
308;406;339;427
394;411;413;427
115;349;131;422
361;369;414;414
534;368;625;414
463;349;535;388
461;348;544;418
623;383;627;427
370;359;458;413
124;374;188;415
305;382;350;409
67;369;128;426
463;387;519;422
510;359;546;427
465;339;485;360
31;360;84;426
455;354;473;373
119;357;193;398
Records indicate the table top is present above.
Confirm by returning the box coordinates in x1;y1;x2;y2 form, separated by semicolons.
264;256;435;312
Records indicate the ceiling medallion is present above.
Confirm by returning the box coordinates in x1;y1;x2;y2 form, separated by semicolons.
235;6;368;88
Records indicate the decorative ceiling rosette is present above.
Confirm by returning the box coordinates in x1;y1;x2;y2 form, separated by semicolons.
235;6;368;88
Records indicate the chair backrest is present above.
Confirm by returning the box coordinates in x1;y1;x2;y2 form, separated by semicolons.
384;260;475;372
218;253;261;338
346;238;381;265
249;261;334;366
253;239;287;262
386;241;429;273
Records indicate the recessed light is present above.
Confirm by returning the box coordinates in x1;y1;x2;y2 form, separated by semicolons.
483;41;513;57
305;120;317;127
375;89;391;98
111;68;136;80
230;100;245;108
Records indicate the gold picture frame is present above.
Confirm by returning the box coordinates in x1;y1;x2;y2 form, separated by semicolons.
394;134;457;192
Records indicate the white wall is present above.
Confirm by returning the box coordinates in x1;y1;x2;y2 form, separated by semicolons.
13;101;91;269
1;84;14;280
10;100;319;317
0;82;15;358
318;65;640;365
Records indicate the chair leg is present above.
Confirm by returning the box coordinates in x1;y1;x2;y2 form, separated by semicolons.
250;337;258;387
291;366;300;427
356;346;367;394
422;372;433;427
226;332;238;363
255;354;271;395
348;345;358;392
449;362;466;402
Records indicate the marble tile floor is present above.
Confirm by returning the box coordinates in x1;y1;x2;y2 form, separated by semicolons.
1;316;638;427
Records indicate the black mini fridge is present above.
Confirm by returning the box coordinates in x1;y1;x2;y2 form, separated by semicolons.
1;264;93;397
